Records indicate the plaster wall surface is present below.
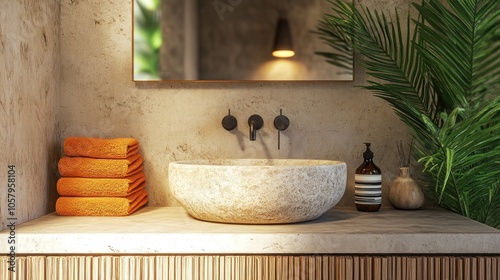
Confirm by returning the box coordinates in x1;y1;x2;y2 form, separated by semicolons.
60;0;414;208
0;0;61;230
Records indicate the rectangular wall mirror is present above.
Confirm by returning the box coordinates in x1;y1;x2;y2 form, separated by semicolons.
133;0;353;81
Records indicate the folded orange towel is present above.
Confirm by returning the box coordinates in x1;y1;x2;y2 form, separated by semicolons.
58;153;143;178
57;172;146;197
55;189;148;216
64;137;139;159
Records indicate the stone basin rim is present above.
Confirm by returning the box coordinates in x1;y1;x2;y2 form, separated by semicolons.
170;159;345;167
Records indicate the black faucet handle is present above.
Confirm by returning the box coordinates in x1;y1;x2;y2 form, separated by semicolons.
274;114;289;131
222;110;238;131
274;110;289;150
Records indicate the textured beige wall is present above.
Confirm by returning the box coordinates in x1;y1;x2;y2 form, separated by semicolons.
0;1;60;230
60;1;415;208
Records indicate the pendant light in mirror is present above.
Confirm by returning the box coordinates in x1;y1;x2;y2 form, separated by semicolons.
272;18;295;58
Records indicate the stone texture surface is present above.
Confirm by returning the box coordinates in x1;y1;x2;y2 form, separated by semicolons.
169;159;346;224
60;0;418;210
0;0;60;230
0;206;498;254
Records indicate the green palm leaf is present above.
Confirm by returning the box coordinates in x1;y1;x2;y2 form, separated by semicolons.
418;101;500;223
414;0;500;111
315;2;354;74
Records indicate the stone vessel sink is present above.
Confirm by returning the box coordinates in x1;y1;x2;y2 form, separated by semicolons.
169;159;346;224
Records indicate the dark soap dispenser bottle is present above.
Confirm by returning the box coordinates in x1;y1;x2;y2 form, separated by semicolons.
355;143;382;212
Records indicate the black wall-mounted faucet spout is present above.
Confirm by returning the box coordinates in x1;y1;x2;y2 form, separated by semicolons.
248;114;264;141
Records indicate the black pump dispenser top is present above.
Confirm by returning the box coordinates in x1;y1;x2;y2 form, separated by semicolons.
363;142;374;160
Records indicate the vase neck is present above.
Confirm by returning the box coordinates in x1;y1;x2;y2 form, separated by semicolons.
399;167;410;177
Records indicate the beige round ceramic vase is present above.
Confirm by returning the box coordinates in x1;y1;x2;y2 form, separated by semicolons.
389;167;424;210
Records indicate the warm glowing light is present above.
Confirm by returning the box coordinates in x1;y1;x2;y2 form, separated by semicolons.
272;50;295;58
252;59;307;80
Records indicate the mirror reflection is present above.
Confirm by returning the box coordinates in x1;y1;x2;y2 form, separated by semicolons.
133;0;353;81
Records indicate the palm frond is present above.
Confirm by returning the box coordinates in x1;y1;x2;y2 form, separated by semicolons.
413;0;500;112
317;0;438;129
316;0;500;228
314;1;354;74
417;100;500;225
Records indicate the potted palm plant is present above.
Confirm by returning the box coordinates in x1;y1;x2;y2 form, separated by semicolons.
316;0;499;228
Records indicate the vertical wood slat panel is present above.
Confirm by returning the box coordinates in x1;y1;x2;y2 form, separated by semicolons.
7;256;26;280
1;255;500;279
119;256;156;280
457;257;464;280
472;257;478;280
27;256;44;280
46;256;65;279
0;257;8;279
18;256;27;280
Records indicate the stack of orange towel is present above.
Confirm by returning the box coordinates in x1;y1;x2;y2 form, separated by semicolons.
56;137;148;216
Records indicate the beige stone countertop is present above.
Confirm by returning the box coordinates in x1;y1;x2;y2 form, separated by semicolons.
1;206;499;255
